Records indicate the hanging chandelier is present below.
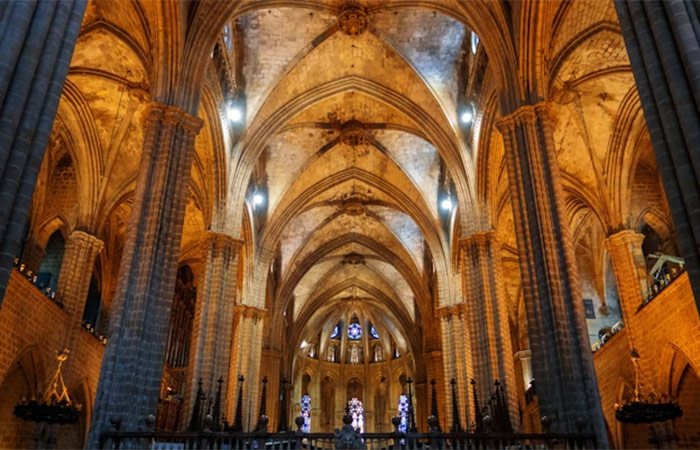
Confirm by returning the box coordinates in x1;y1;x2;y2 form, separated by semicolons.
14;349;81;424
615;350;682;424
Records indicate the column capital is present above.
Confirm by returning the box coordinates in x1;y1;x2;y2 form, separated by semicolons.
495;102;554;133
201;231;244;254
67;229;104;252
142;102;204;134
513;349;532;360
604;229;646;248
437;305;459;320
459;230;498;248
235;304;268;322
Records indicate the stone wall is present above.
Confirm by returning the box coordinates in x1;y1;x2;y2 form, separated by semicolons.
0;270;104;448
593;272;700;448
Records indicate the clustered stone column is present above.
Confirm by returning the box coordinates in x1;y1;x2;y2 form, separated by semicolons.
260;349;283;430
460;232;519;430
614;0;700;313
0;0;87;303
604;230;650;322
438;305;471;430
56;230;103;378
227;304;267;431
184;231;243;424
496;104;607;444
87;103;203;446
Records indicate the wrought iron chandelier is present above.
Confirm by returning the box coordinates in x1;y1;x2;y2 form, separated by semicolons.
14;349;81;424
615;349;682;424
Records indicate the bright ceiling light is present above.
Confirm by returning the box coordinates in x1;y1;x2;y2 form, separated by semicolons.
228;106;243;122
460;110;473;124
253;193;264;205
441;198;453;211
300;340;308;349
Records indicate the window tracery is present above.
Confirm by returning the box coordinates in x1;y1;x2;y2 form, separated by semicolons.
347;398;364;433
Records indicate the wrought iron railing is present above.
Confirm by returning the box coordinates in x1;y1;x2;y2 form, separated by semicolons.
100;429;597;450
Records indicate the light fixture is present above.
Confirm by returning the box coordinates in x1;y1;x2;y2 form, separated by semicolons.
300;340;308;349
253;193;264;206
228;106;243;123
460;110;473;124
441;198;453;211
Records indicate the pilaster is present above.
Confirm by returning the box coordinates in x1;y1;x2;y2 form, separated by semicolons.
496;103;606;443
87;103;203;445
604;230;649;321
184;232;244;425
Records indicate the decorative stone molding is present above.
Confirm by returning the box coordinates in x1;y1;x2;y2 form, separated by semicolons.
342;252;365;265
337;5;368;37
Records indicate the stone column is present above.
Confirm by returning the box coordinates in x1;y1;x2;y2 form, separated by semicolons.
460;232;519;430
260;349;283;431
423;349;444;430
438;305;470;431
56;230;103;378
0;0;87;303
604;230;650;321
496;104;606;443
86;103;203;446
184;232;243;424
227;304;267;431
615;0;700;314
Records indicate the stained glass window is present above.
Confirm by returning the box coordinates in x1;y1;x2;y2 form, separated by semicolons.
348;322;362;340
370;325;379;339
470;31;480;54
330;325;340;340
347;398;364;433
398;394;410;433
223;25;232;51
300;395;311;433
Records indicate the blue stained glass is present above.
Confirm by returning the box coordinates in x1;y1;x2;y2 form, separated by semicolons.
398;394;410;433
348;322;362;340
330;325;340;339
348;398;364;433
300;395;311;433
370;325;379;339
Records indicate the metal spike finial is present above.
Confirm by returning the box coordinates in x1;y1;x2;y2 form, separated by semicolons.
450;378;462;432
232;375;245;432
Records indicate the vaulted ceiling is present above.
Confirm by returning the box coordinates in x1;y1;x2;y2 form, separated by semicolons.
225;3;474;357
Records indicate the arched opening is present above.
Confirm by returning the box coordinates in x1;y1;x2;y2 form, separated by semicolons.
82;274;101;329
0;365;35;448
674;365;700;446
37;230;65;293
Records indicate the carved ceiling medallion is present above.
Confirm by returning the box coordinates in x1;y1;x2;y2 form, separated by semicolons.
343;253;366;265
339;119;367;146
338;5;368;37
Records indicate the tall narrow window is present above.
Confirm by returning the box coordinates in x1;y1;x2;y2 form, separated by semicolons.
470;31;480;54
37;230;65;292
397;394;410;433
347;398;364;433
300;394;311;433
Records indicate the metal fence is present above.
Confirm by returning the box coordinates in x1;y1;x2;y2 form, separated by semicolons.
100;430;597;450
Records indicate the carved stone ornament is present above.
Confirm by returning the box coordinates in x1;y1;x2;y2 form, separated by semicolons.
339;119;367;146
343;253;366;265
338;5;368;37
